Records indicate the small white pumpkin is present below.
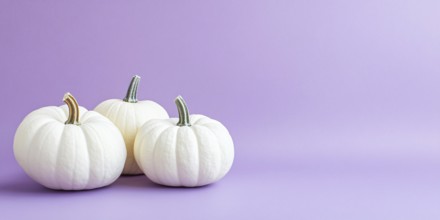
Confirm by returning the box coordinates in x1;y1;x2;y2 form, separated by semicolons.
134;96;234;187
14;93;126;190
94;75;169;175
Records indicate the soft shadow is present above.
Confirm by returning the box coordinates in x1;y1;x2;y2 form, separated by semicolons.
114;175;160;188
0;174;112;196
0;175;70;195
0;173;216;196
0;178;51;195
115;175;216;190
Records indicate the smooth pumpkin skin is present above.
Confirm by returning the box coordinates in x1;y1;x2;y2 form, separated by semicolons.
134;114;234;187
94;99;169;175
14;105;126;190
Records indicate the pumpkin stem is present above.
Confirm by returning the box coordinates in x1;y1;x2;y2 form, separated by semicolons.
63;93;80;125
123;75;141;103
175;95;191;127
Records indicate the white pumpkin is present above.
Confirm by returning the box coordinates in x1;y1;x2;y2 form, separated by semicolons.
134;96;234;187
94;75;169;175
14;93;126;190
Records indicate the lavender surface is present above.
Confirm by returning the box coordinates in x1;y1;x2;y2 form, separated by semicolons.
1;1;440;219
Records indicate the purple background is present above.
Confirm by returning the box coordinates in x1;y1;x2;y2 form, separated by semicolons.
1;0;440;219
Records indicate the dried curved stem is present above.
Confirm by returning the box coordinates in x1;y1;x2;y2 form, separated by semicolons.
175;96;191;127
63;93;80;125
123;75;141;103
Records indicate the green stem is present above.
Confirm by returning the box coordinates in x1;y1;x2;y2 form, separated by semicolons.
123;75;141;103
175;96;191;126
63;93;80;125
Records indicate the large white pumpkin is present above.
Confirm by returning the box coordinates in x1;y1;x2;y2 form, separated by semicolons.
134;96;234;187
14;93;126;190
94;75;169;175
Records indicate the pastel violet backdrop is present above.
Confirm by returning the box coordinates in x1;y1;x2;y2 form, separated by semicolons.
1;1;440;219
